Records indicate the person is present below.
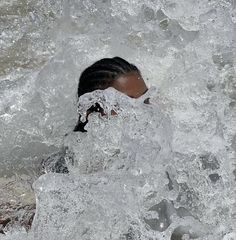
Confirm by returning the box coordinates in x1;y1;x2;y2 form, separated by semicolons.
74;56;148;132
0;57;148;235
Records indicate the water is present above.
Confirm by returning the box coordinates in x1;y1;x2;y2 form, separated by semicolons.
0;0;236;239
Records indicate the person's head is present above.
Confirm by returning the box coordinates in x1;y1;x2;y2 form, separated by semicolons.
78;57;147;99
74;57;148;132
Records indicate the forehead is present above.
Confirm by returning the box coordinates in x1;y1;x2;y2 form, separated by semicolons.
112;72;148;98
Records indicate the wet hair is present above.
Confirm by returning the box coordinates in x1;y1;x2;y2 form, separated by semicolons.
77;57;140;97
74;57;141;132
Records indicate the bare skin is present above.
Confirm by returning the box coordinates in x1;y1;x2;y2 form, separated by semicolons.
112;72;148;98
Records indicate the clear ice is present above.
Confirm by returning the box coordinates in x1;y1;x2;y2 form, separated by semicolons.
0;0;236;239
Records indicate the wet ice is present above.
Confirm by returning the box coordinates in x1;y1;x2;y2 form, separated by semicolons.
1;0;236;239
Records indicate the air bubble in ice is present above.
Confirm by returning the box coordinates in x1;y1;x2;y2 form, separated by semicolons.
209;173;220;183
142;5;155;22
171;226;198;240
144;200;173;232
199;153;220;170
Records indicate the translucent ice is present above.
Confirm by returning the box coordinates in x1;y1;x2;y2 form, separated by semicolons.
1;89;212;239
65;87;172;175
0;0;236;239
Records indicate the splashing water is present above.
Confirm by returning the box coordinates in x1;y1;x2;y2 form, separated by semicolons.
0;0;236;239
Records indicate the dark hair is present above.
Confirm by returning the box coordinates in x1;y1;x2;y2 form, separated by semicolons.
77;57;140;97
74;57;140;132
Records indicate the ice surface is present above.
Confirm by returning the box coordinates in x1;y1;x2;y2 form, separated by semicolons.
1;0;236;239
65;87;172;175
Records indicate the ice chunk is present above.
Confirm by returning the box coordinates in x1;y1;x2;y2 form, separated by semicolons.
0;0;236;239
65;87;172;175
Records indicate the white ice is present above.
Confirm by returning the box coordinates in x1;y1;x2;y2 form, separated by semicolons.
0;0;236;239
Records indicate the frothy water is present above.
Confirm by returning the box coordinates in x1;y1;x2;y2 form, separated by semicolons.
0;0;236;239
